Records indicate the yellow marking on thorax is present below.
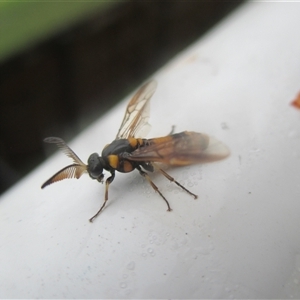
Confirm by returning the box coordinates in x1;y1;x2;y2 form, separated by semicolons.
108;155;119;169
122;160;134;172
137;138;144;145
128;137;138;148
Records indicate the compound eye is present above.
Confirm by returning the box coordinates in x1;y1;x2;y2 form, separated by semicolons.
87;153;103;179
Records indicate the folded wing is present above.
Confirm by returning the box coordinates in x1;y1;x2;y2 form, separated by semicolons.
128;131;229;166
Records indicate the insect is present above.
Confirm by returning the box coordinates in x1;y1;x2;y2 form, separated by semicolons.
42;80;229;222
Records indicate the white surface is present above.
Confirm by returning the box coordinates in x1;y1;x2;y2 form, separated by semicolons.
1;2;300;298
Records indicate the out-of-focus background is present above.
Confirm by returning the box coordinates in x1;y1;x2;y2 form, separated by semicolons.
0;1;243;194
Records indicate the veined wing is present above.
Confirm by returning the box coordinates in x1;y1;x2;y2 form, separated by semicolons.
127;131;229;166
116;80;157;139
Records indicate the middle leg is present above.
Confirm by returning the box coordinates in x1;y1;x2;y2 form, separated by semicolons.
136;166;172;211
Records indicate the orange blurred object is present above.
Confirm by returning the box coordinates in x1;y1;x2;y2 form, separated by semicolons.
291;92;300;109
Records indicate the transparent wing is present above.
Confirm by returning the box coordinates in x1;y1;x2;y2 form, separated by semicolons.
116;80;157;139
127;131;230;166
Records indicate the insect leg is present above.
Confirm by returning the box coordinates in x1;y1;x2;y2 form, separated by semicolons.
140;162;154;172
168;125;176;135
136;166;172;211
154;164;198;199
89;171;115;222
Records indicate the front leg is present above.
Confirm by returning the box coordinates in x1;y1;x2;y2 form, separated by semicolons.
89;171;115;222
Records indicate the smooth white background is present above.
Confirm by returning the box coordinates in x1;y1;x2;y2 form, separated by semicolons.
1;2;300;298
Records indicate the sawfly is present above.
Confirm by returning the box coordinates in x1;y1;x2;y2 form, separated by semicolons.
42;80;229;222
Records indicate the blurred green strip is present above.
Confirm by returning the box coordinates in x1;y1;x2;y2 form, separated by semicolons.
0;1;116;62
